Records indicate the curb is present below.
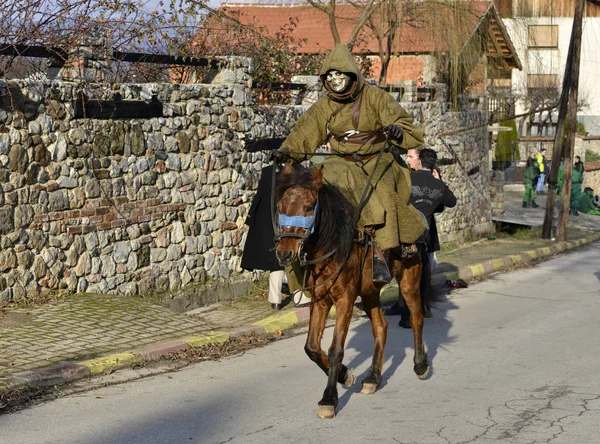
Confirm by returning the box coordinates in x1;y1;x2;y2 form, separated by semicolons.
2;232;599;400
438;232;600;282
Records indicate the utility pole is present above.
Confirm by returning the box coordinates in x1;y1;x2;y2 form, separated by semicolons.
541;0;585;240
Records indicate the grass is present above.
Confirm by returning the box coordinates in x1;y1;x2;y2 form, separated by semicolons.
494;225;543;241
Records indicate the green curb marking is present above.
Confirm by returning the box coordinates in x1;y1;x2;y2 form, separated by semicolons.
492;258;505;269
182;333;230;348
541;247;552;256
527;251;538;260
470;264;485;277
77;352;143;375
0;378;29;393
253;312;299;333
509;255;523;264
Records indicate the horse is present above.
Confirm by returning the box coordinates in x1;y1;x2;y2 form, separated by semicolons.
274;163;435;419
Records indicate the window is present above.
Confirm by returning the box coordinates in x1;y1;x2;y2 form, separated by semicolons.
528;25;558;48
527;74;558;89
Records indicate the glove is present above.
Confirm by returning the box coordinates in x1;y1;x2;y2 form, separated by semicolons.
385;124;403;143
268;149;287;164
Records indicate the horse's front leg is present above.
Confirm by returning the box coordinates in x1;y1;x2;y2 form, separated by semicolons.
305;301;356;388
400;255;429;379
317;297;354;419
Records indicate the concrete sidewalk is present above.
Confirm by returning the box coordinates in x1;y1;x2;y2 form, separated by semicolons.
1;226;599;402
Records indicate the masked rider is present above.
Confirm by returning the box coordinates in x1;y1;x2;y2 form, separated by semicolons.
271;44;427;284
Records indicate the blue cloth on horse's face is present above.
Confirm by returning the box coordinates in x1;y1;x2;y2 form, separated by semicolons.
278;214;315;230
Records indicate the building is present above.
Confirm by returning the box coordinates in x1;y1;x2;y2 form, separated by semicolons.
217;0;521;94
497;0;600;136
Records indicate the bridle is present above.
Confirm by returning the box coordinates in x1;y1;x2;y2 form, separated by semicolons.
274;197;337;267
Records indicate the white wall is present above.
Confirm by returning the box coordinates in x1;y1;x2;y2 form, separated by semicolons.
504;17;600;135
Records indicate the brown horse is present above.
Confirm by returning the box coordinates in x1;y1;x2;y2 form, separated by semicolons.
275;163;433;419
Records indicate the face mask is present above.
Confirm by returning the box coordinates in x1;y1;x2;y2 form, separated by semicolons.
326;70;351;93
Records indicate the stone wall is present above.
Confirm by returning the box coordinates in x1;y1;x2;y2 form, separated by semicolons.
582;161;600;193
407;100;493;244
0;61;490;302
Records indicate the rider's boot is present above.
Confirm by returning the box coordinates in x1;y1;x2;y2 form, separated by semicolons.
372;243;392;285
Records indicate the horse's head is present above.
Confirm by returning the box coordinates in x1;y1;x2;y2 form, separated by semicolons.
275;164;323;266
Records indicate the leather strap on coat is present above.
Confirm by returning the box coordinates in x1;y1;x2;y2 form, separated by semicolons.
328;89;386;145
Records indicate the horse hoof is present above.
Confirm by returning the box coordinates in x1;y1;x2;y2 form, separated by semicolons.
360;382;378;395
317;405;336;419
416;366;430;380
344;368;356;387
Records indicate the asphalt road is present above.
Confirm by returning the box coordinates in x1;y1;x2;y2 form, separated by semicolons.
2;243;600;444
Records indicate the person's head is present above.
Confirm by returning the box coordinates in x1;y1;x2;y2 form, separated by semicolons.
419;148;438;171
325;70;351;93
574;155;584;172
529;152;536;159
319;44;363;101
584;187;593;196
406;148;422;170
541;148;547;156
526;156;536;168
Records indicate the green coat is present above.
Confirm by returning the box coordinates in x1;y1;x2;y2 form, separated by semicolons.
523;165;538;185
578;193;597;214
281;44;427;249
572;167;584;185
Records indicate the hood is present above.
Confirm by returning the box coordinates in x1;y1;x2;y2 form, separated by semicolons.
319;44;365;102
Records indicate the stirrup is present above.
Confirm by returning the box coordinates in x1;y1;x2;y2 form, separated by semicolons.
371;243;391;284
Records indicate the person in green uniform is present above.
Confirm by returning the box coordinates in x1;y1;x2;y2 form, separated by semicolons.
523;156;539;208
272;44;427;285
570;155;584;216
578;187;600;215
556;160;564;199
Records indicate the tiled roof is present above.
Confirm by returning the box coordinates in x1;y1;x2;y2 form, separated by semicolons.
584;161;600;172
217;1;521;69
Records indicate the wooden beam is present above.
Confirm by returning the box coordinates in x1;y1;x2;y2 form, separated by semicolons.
542;0;585;240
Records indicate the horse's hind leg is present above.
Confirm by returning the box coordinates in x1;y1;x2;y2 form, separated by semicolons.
305;302;356;389
400;255;429;379
360;293;387;394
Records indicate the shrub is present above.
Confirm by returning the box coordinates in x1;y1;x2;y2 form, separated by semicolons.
495;119;518;161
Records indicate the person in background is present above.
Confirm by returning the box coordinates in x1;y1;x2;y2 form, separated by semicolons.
385;147;456;327
570;155;584;216
578;187;600;215
241;141;311;310
535;148;548;194
556;159;564;200
523;155;539;208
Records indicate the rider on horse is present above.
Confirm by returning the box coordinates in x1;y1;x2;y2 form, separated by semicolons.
272;44;427;284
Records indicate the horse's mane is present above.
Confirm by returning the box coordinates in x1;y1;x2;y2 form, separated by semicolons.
276;165;357;264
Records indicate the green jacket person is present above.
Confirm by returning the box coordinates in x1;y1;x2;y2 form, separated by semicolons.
522;156;539;208
273;45;428;283
578;188;600;215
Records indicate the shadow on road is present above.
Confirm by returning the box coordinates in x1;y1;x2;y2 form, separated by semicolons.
335;265;460;414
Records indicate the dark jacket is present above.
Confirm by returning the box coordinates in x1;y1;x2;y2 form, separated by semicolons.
240;165;282;272
409;169;457;252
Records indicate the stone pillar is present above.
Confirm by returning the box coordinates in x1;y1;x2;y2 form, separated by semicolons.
490;170;505;215
49;37;114;83
290;75;323;106
401;80;417;103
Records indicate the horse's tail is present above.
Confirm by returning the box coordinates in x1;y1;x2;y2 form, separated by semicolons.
420;253;445;315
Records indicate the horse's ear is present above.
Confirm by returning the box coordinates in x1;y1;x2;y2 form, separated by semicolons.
281;163;294;176
313;165;324;188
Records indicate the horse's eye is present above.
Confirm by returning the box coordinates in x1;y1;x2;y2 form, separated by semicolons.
306;206;314;212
